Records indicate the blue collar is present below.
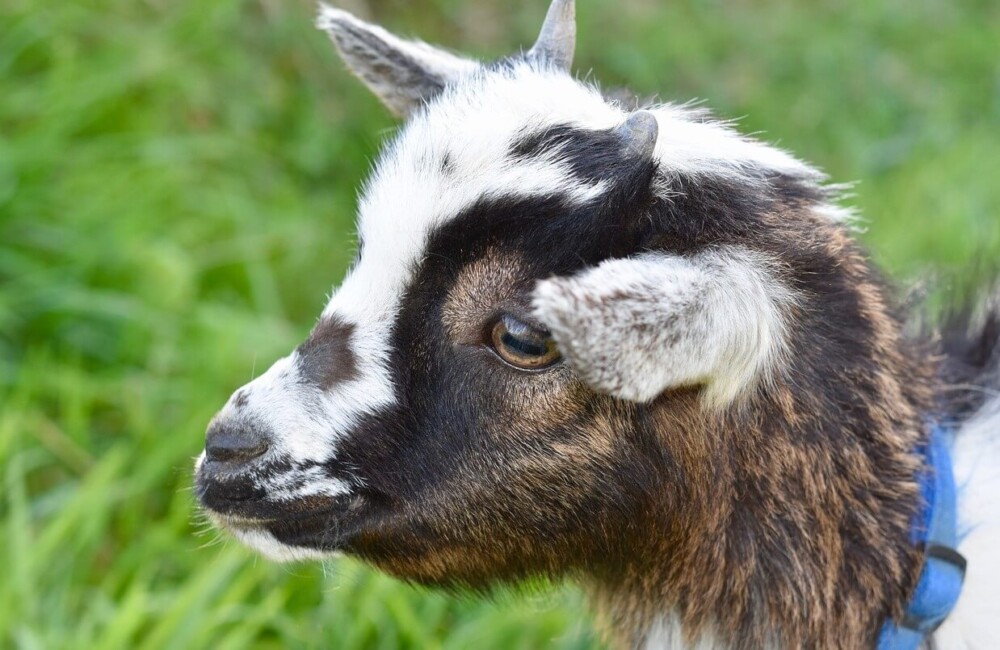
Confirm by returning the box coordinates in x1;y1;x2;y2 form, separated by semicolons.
876;424;967;649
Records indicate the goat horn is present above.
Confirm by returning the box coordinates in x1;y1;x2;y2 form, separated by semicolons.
527;0;575;71
615;111;659;162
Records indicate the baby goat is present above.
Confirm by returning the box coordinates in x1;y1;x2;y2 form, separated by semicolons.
195;2;1000;647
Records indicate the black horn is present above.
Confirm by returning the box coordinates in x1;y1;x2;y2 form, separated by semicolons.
614;111;659;162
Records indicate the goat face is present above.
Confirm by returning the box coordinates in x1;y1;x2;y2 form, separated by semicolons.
195;1;925;614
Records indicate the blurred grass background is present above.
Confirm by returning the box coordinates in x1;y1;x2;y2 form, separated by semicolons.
0;0;997;647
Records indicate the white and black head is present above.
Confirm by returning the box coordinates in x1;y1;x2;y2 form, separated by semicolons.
195;4;928;640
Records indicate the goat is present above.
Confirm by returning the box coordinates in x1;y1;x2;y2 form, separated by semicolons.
194;1;1000;647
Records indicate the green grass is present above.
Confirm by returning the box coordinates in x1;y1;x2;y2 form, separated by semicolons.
0;0;997;647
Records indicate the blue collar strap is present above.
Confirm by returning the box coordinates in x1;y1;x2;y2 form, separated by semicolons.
876;425;967;649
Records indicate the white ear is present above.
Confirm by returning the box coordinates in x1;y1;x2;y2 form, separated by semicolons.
317;5;478;117
532;248;795;408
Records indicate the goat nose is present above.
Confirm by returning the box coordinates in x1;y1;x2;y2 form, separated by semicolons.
204;418;270;465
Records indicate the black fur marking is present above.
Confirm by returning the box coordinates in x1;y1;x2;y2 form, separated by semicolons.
510;123;653;187
769;172;830;207
297;316;357;390
940;286;1000;419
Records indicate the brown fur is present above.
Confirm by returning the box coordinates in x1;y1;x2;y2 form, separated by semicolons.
197;7;995;648
363;213;934;648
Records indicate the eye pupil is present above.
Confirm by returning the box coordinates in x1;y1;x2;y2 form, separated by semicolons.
490;315;561;370
500;331;547;357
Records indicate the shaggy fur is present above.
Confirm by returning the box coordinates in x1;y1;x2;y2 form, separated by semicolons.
194;3;999;648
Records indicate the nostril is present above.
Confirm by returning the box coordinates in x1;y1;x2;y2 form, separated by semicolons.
204;419;270;465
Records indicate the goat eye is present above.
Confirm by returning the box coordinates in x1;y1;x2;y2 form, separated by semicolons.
489;314;561;370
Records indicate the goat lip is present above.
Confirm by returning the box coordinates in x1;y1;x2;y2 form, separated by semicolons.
195;466;353;522
196;479;266;513
260;494;376;550
201;493;354;523
263;510;361;550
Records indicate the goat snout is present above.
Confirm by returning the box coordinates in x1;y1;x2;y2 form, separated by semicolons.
204;417;270;467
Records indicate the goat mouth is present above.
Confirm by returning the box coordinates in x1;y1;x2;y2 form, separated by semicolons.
263;513;352;550
195;459;358;522
199;490;349;521
204;494;371;553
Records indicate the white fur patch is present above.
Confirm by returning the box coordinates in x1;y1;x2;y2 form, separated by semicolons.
649;105;816;184
532;247;794;407
206;352;373;505
933;396;1000;649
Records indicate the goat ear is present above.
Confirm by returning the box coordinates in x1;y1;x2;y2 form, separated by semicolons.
317;5;478;117
532;250;794;408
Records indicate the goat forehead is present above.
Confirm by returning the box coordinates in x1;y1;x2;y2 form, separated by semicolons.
310;64;821;417
351;64;816;275
353;66;620;296
322;67;621;325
